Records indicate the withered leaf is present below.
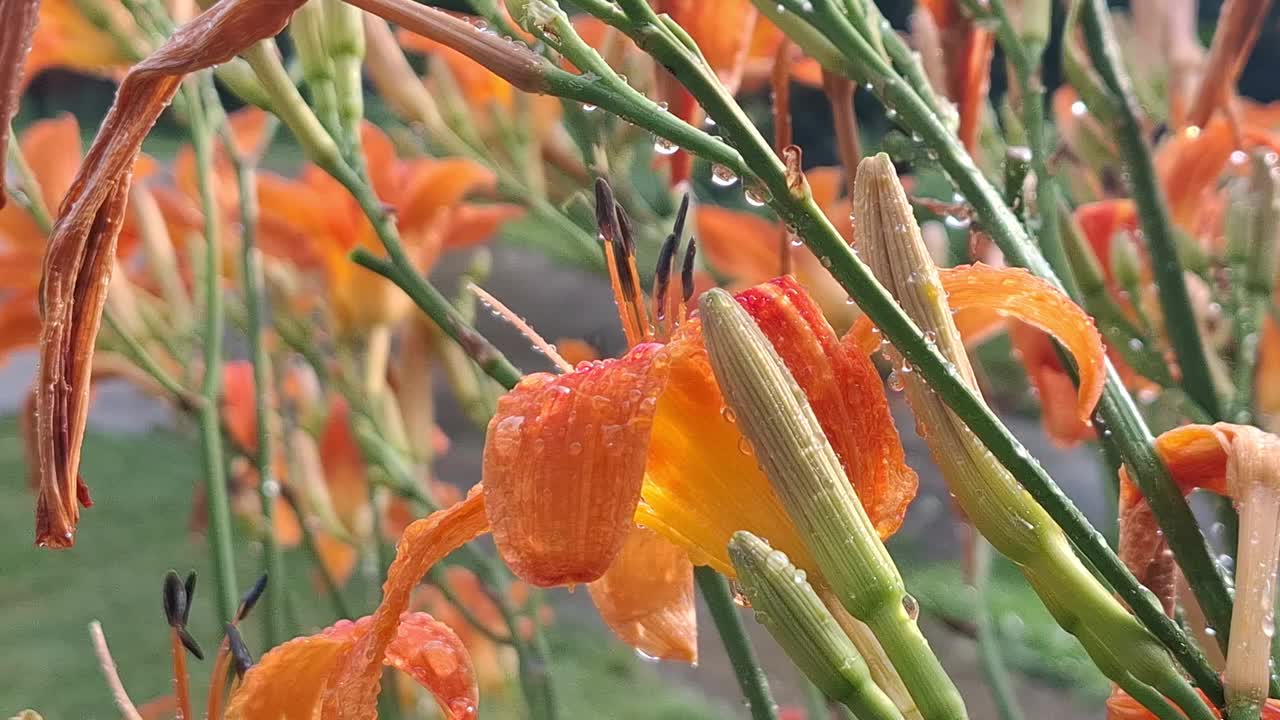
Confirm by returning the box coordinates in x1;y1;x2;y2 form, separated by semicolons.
34;0;306;548
0;0;41;210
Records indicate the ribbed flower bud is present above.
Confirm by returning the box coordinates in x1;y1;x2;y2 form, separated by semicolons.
699;287;967;720
321;0;366;128
729;531;904;720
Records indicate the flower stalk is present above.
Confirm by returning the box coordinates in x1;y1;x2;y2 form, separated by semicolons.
700;287;965;720
730;532;904;720
693;566;780;720
854;153;1212;720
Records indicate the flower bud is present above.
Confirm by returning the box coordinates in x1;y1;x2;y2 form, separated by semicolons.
322;0;366;128
699;287;967;720
729;531;902;720
1109;230;1143;293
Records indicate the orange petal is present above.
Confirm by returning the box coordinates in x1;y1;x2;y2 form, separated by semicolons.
359;122;403;205
227;612;477;720
657;0;756;93
695;205;781;285
738;275;918;536
917;0;993;153
1258;317;1280;420
442;203;524;251
1146;424;1234;497
588;524;697;663
320;398;371;532
220;361;258;452
321;492;489;717
1074;200;1139;284
1105;689;1280;720
34;0;308;548
846;263;1106;424
0;292;42;367
19;114;84;213
398;158;497;240
482;344;670;586
553;338;600;366
1008;322;1096;446
1155;119;1238;229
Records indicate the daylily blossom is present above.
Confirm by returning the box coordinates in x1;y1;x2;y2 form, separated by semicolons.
23;0;141;88
254;122;521;334
229;182;920;716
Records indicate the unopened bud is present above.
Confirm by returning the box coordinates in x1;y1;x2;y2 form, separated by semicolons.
729;532;902;720
1109;230;1143;292
699;287;967;720
322;0;367;128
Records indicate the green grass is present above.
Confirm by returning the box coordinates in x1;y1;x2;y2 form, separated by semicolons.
0;416;730;718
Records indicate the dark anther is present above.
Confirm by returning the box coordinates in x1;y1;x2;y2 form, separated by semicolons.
177;627;205;661
593;178;618;244
236;574;269;623
653;193;690;322
182;571;197;625
681;237;698;304
226;623;254;678
163;570;187;629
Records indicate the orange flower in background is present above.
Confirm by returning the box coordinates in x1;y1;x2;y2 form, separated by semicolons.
22;0;140;88
696;167;854;321
916;0;994;153
255;122;522;333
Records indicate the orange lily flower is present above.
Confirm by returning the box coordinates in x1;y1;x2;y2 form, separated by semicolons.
243;184;918;716
916;0;994;153
23;0;140;89
254;122;521;334
845;263;1107;448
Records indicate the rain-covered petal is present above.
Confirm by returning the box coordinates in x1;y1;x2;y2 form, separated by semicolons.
225;612;477;720
483;344;670;586
587;524;697;663
321;492;490;718
737;276;917;536
846;263;1106;426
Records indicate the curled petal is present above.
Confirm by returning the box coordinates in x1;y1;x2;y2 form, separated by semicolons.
1143;424;1234;497
226;612;477;720
34;0;307;548
483;344;670;586
1008;322;1097;447
738;276;917;537
0;0;40;206
322;492;489;718
588;525;697;663
846;263;1105;425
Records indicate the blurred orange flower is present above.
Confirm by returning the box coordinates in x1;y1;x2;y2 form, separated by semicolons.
255;122;521;333
23;0;140;88
916;0;994;153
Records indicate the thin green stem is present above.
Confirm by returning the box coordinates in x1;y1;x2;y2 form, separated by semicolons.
5;123;54;233
188;81;239;624
972;540;1025;720
101;312;197;408
694;566;779;720
348;250;524;389
560;1;1224;708
1076;0;1220;419
230;126;288;648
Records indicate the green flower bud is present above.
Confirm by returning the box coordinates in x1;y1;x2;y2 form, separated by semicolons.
729;531;904;720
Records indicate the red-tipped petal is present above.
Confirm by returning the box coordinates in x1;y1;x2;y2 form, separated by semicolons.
738;275;918;537
483;344;670;586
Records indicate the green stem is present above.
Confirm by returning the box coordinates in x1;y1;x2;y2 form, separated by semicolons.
101;312;197;407
561;2;1221;707
188;81;239;624
349;250;524;389
230;126;288;648
694;566;779;720
972;540;1025;720
1076;0;1221;419
4;123;54;233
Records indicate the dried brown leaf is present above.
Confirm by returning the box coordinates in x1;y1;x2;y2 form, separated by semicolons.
34;0;306;548
0;0;42;209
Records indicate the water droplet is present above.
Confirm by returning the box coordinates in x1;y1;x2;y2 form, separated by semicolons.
1070;100;1088;117
923;330;937;345
902;594;920;621
656;101;669;111
888;370;905;392
944;214;971;230
721;406;737;423
744;182;770;207
737;437;754;455
582;103;597;112
568;441;583;456
711;164;739;187
635;648;660;663
1231;150;1249;166
654;136;679;155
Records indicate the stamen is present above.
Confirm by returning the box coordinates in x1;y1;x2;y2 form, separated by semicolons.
162;570;188;629
680;237;698;324
468;283;573;373
236;574;268;623
594;179;651;345
653;193;690;339
615;203;654;341
226;623;255;678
